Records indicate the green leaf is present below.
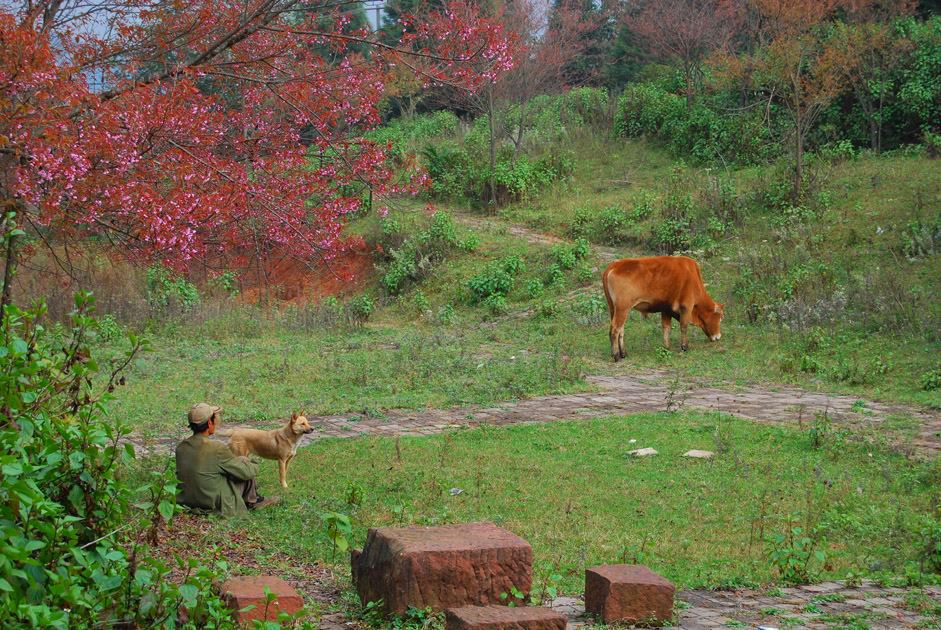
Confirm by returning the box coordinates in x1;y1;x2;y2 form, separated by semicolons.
0;578;13;592
179;583;199;608
2;463;23;476
11;339;28;355
158;500;175;522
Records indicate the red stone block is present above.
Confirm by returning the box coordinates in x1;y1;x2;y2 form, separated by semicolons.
221;575;304;624
351;522;533;614
584;564;674;625
445;605;567;629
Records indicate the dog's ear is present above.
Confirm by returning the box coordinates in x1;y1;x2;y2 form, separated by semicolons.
290;412;298;423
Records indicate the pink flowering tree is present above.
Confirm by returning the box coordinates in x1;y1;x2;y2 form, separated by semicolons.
0;0;518;308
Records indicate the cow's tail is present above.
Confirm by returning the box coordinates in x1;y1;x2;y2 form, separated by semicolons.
602;267;612;318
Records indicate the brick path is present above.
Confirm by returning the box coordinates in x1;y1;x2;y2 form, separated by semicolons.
130;369;941;457
548;581;941;629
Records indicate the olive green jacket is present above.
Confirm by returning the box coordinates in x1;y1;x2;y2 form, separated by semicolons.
175;434;258;516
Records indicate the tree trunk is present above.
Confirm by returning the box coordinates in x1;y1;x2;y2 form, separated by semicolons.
512;100;527;164
487;88;497;207
684;63;694;110
1;230;16;313
875;89;885;155
794;110;804;202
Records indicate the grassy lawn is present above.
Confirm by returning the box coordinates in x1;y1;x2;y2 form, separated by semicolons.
182;412;938;596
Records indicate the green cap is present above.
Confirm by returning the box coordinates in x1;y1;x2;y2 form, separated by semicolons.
188;403;221;426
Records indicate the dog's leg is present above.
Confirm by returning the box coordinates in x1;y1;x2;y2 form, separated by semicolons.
279;458;288;489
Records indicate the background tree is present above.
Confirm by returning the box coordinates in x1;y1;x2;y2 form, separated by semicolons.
626;0;743;109
0;0;517;309
829;20;912;153
728;0;871;198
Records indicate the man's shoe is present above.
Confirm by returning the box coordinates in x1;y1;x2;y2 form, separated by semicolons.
249;496;282;510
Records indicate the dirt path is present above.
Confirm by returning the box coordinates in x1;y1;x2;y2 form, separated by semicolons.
451;212;624;261
131;369;941;457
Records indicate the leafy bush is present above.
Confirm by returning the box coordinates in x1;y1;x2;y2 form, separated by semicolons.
615;83;685;138
921;518;941;573
550;239;590;271
560;87;609;130
347;294;375;326
380;212;475;295
0;293;229;627
922;366;941;392
146;265;199;311
527;279;545;299
615;83;776;165
767;525;826;585
482;294;508;315
925;131;941;159
900;217;941;258
466;256;526;304
423;141;571;206
569;197;654;244
572;294;608;326
366;111;459;161
422;143;473;199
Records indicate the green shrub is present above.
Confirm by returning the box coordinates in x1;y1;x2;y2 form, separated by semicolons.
366;111;459;160
482;294;509;315
572;294;608;326
536;299;559;318
347;294;374;326
527;279;546;299
900;217;941;258
146;265;199;311
437;304;456;325
545;263;566;288
615;83;685;138
652;216;692;253
422;143;473;199
466;256;526;304
922;366;941;392
921;518;941;572
380;212;471;295
0;293;229;627
560;87;609;129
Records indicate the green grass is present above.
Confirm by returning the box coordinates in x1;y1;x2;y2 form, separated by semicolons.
183;412;938;594
104;135;941;615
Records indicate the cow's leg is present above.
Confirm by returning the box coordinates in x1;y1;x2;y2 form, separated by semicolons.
609;319;619;362
661;312;672;349
611;305;629;361
679;307;691;352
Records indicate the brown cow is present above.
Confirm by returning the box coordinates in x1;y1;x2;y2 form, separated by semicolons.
602;256;723;361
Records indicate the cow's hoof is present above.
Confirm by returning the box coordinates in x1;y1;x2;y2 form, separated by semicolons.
680;344;689;352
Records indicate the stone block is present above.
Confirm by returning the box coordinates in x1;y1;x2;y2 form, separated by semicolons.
351;522;533;615
584;564;674;624
220;575;304;624
445;605;567;629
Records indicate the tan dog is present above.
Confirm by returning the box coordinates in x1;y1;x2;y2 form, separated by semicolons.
227;413;314;489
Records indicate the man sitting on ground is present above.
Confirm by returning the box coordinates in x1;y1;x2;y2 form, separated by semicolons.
175;403;279;515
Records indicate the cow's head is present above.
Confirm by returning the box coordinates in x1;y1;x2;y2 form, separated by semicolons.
694;302;724;341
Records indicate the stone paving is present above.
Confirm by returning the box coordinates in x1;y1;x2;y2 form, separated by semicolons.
547;581;941;629
130;368;941;457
